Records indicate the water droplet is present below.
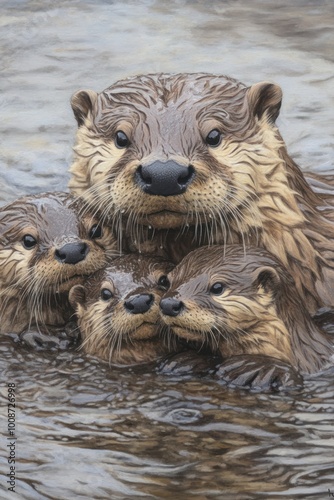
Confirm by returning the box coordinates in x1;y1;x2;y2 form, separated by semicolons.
168;408;202;424
148;225;152;229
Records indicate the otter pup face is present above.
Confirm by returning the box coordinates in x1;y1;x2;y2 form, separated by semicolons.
160;245;286;351
69;73;282;232
0;192;118;331
69;255;173;361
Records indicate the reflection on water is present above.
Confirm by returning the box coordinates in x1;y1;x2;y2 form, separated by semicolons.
1;0;334;498
1;335;334;499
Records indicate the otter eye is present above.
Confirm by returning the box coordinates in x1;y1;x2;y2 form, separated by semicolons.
89;224;103;239
210;282;225;295
158;275;170;290
206;129;222;147
101;288;113;301
22;234;37;249
115;130;129;149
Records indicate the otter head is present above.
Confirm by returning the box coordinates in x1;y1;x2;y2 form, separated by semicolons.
69;254;173;361
69;73;282;234
0;192;118;328
159;245;292;357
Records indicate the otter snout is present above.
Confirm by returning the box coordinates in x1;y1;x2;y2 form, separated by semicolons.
135;160;195;196
160;297;184;316
124;293;154;314
55;242;89;265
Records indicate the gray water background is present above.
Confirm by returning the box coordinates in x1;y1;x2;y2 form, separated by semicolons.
1;1;334;498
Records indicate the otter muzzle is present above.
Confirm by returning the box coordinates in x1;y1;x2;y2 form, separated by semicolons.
160;297;184;316
135;161;195;196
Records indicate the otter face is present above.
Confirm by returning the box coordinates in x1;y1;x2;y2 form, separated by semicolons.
0;192;118;329
159;245;285;353
69;73;282;234
69;255;173;361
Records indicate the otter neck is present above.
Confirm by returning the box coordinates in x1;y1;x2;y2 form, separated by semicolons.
275;285;333;373
0;288;30;334
230;123;331;313
0;286;73;334
219;310;294;366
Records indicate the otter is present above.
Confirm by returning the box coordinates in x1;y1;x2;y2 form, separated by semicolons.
0;192;118;337
69;254;176;364
159;245;334;389
69;72;334;315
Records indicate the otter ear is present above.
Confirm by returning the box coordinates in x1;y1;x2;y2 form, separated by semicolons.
69;285;87;309
71;89;98;127
253;266;280;294
247;82;282;123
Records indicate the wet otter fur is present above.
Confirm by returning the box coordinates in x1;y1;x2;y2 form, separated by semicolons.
159;245;334;387
69;72;334;314
0;192;118;335
69;254;176;364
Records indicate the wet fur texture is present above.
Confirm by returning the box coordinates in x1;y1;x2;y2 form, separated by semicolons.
0;192;118;334
160;245;334;374
69;73;334;314
69;254;177;364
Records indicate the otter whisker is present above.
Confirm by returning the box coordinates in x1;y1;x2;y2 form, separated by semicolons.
73;177;115;217
162;324;179;352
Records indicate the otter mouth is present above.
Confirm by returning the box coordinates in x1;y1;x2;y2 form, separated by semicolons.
127;322;157;340
134;210;190;229
123;208;209;230
172;326;207;342
142;210;200;229
147;209;187;216
51;275;85;293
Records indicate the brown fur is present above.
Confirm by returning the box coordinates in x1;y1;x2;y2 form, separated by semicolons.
0;192;119;334
69;73;334;313
160;245;334;374
69;254;177;364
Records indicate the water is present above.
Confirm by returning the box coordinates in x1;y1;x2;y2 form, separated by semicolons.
1;0;334;498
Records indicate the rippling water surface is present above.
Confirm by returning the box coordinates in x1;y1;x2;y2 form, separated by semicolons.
1;1;334;498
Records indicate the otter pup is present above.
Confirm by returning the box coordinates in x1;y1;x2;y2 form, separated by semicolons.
159;245;334;389
69;254;176;364
69;72;334;314
0;192;118;336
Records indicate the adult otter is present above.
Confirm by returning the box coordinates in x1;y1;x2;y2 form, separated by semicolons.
0;192;118;337
69;254;176;364
159;245;333;389
69;73;334;314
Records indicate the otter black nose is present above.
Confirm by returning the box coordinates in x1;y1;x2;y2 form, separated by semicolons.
55;242;89;264
124;293;154;314
160;297;184;317
135;161;195;196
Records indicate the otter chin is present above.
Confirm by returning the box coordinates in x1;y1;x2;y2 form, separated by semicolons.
159;245;334;389
144;211;192;229
69;254;177;364
0;192;119;335
69;72;334;314
129;322;157;340
170;327;204;343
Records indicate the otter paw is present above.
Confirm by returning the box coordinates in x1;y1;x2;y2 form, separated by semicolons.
20;326;80;351
157;351;221;377
214;355;303;391
313;307;334;336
